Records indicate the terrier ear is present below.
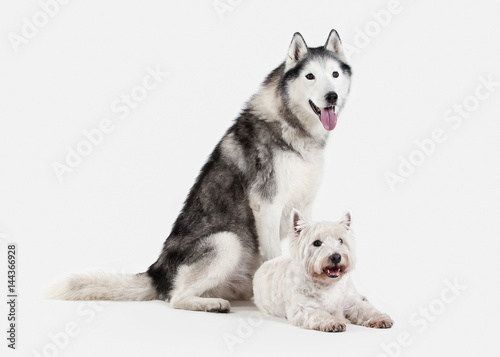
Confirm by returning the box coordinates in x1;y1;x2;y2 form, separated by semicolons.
338;210;352;230
285;32;308;71
324;29;347;63
291;209;307;235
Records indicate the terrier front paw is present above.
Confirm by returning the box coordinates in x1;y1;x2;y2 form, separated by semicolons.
363;314;393;329
318;319;346;333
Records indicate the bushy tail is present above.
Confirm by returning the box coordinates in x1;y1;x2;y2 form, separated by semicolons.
43;272;158;301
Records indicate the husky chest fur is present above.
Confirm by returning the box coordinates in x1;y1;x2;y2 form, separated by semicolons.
47;30;352;313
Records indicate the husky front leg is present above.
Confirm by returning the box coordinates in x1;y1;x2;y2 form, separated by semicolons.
253;202;283;261
344;296;394;329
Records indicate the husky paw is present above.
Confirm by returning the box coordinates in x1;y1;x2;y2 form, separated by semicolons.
204;298;231;313
363;314;393;329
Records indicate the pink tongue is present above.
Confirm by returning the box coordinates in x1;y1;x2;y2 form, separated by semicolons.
320;107;337;131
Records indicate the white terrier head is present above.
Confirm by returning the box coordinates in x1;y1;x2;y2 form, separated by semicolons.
290;210;356;282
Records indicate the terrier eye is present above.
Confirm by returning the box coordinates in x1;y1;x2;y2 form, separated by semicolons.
332;71;339;78
313;240;322;247
338;238;344;244
305;73;315;80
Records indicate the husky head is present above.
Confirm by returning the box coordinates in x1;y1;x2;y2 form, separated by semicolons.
290;209;356;283
281;30;352;133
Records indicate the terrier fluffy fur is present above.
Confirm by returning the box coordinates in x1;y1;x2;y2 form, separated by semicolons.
253;210;393;332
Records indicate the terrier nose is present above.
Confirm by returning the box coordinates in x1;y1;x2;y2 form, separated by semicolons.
330;253;341;265
325;91;338;105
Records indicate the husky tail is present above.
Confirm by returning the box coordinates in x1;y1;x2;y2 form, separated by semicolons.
43;272;158;301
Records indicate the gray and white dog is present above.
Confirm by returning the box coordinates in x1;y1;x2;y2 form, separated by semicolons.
46;30;353;313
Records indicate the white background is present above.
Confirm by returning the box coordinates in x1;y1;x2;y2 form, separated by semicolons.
1;1;500;356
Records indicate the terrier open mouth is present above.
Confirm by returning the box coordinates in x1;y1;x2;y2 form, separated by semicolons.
309;100;337;131
323;265;342;278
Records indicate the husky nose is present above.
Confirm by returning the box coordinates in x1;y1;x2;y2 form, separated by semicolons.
325;91;338;105
330;253;341;265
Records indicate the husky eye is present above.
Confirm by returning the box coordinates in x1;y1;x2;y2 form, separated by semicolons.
313;240;322;247
332;71;339;78
338;238;344;244
305;73;315;80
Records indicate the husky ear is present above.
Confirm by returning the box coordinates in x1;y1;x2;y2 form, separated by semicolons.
285;32;308;71
291;209;307;236
324;29;347;62
338;210;352;230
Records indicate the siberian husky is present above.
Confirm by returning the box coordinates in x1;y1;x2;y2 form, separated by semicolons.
46;30;353;313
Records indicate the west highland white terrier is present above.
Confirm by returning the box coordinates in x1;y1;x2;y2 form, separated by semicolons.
253;210;393;332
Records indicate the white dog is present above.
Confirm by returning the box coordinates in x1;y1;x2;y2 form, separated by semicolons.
253;210;393;332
